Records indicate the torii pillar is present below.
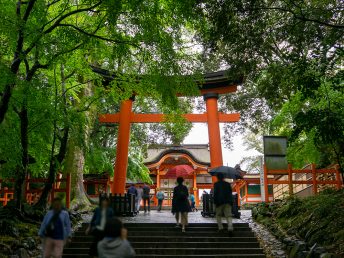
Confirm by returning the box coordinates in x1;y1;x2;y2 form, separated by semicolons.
93;66;242;194
106;93;231;194
99;87;240;194
111;98;134;194
204;93;223;169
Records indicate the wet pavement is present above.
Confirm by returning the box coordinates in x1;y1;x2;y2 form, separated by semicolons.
120;209;249;224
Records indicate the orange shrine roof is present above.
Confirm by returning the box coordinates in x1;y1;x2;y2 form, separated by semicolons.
144;144;211;172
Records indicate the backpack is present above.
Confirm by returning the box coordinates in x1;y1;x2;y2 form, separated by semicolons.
157;192;164;200
45;211;61;237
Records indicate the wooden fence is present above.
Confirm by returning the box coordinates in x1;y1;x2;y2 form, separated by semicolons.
235;178;274;205
263;164;342;202
99;193;137;217
0;173;71;208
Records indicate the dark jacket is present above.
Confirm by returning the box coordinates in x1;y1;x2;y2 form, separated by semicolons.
90;207;114;230
142;185;150;199
128;186;138;196
38;210;71;240
213;180;233;206
172;184;190;213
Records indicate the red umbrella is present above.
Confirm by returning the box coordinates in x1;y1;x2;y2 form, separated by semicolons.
165;165;194;178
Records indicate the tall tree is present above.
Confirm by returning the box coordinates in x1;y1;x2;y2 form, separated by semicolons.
200;0;344;172
0;0;205;210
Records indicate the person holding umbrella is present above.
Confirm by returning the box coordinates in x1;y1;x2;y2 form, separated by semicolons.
172;177;190;232
213;172;233;234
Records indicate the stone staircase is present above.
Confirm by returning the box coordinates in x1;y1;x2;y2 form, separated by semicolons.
63;222;266;258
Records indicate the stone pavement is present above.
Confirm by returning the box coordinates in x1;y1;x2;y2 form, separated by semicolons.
120;209;250;224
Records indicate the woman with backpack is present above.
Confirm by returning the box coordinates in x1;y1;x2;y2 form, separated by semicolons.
172;177;191;232
38;197;71;258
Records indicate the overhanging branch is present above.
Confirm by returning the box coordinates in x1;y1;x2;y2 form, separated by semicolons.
244;6;344;29
57;23;138;46
26;43;84;78
44;1;102;34
24;1;102;55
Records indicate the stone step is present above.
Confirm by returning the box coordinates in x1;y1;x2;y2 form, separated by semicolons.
64;221;265;258
64;247;264;255
127;226;251;231
71;236;259;243
63;254;266;258
79;222;250;229
73;227;252;235
135;248;264;255
72;230;255;238
67;241;261;249
128;231;255;237
134;255;266;258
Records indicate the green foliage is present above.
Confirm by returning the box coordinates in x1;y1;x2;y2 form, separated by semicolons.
253;189;344;255
0;0;204;190
200;0;344;170
162;102;193;145
271;80;344;168
127;155;152;184
132;96;194;145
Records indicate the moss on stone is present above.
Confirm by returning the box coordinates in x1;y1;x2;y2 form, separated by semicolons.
253;188;344;256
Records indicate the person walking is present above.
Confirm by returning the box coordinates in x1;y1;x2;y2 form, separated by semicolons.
39;197;72;258
189;192;197;212
127;184;138;197
85;197;114;257
142;183;150;213
213;173;233;234
98;218;135;258
201;190;207;207
156;189;165;212
127;184;138;212
136;185;143;213
172;177;190;232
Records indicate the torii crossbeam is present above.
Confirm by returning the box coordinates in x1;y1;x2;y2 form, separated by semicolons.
94;67;243;194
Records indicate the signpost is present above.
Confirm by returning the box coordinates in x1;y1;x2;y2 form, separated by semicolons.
262;136;288;202
263;136;288;170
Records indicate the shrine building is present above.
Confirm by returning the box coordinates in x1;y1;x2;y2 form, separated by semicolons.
142;144;274;207
144;144;212;206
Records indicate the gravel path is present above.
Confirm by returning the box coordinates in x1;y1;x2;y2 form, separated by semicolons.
239;210;287;258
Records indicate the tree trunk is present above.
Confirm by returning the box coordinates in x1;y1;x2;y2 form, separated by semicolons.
14;107;29;210
0;84;14;125
64;139;91;210
0;0;37;125
35;127;69;209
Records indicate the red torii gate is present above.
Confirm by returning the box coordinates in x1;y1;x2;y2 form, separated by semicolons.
94;67;242;194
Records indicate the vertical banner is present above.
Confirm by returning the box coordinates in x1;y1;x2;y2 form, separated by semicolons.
258;156;265;202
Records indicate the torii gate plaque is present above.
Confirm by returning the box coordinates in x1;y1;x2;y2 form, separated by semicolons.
94;67;242;194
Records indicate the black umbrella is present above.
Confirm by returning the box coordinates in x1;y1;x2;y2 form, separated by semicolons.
209;166;243;180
